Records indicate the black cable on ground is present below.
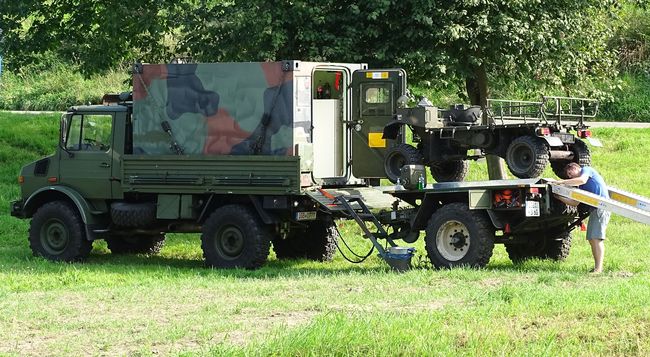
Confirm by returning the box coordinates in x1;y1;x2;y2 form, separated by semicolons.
333;224;375;264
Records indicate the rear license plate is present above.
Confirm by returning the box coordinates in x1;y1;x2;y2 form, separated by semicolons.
552;132;575;144
525;201;540;217
295;211;317;221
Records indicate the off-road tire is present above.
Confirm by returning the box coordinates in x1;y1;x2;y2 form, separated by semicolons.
272;219;339;261
506;135;550;178
28;201;92;262
504;240;546;263
201;204;271;269
542;231;573;261
429;160;469;182
506;231;573;263
106;234;165;254
551;139;591;179
384;144;423;183
425;202;495;268
111;202;156;228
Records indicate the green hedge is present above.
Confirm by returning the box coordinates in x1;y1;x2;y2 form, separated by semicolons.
0;62;129;111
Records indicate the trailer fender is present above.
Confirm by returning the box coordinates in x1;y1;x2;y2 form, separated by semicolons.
382;119;404;140
23;186;105;240
540;135;564;147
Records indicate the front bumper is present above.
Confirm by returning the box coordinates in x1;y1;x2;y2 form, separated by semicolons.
10;200;25;218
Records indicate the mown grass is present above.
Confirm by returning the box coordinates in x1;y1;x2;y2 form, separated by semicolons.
1;112;650;356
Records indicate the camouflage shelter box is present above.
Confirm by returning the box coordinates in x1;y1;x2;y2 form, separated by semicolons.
133;62;295;156
132;61;409;186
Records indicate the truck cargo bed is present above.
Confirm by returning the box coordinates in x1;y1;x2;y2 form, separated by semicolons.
121;155;300;195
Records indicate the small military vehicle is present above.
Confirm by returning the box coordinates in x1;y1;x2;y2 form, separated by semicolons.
382;96;602;182
11;61;603;269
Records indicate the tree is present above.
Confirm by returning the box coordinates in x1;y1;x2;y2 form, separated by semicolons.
0;0;178;74
180;0;617;178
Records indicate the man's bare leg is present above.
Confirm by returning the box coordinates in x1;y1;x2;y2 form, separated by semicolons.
589;239;605;273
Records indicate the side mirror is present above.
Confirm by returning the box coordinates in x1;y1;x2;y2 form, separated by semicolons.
59;114;74;158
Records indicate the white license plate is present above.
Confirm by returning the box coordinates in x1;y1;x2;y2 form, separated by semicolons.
525;201;540;217
295;211;317;221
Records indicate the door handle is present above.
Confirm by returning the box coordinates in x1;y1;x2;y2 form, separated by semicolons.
99;162;111;168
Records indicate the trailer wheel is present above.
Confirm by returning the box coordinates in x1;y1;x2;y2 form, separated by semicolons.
542;231;573;261
384;144;423;183
551;139;591;178
272;219;339;261
429;160;469;182
505;136;549;178
504;239;546;263
106;234;165;254
201;204;271;269
28;201;92;262
506;231;573;263
425;203;494;268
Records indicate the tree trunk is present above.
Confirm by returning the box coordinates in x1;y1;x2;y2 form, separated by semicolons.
466;64;507;180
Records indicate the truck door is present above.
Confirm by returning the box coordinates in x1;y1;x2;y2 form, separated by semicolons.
59;112;116;199
350;69;406;178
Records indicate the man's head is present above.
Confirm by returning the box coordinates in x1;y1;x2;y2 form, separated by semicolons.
564;162;582;178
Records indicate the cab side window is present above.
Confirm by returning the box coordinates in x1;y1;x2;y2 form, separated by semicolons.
65;114;113;151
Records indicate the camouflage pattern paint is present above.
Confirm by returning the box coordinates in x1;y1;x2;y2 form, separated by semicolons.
133;62;294;155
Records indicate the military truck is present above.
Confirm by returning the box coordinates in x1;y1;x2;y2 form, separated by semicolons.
10;61;586;269
382;96;602;182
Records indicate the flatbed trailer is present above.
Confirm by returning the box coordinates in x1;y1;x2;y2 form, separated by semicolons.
313;179;585;269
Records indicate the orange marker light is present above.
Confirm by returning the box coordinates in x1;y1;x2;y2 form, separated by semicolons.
18;176;24;184
47;177;58;183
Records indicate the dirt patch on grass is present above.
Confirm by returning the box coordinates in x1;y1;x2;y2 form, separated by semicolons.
0;288;318;356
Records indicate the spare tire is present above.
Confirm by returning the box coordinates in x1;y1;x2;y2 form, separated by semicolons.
383;144;423;183
111;202;156;228
429;160;469;182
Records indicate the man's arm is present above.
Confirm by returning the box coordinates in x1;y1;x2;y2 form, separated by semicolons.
555;173;589;187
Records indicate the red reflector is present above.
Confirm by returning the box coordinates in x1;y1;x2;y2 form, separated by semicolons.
529;187;539;194
504;223;511;233
580;223;587;231
47;177;58;183
577;130;592;138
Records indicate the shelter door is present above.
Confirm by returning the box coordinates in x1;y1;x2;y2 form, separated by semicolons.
350;69;406;178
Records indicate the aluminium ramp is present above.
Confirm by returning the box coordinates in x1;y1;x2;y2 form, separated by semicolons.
550;184;650;225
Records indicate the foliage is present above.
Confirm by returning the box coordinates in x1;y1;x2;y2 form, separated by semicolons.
0;59;129;111
611;3;650;73
0;0;178;75
177;0;618;104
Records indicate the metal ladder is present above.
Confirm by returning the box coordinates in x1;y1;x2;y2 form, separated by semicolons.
334;195;396;257
550;184;650;225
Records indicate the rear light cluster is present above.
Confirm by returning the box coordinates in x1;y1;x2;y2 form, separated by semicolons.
536;127;551;136
577;129;592;138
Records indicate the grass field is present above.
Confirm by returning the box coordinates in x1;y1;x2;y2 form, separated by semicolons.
1;112;650;356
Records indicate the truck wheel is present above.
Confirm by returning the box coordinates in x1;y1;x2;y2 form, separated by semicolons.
201;204;271;269
425;202;494;268
111;202;156;228
384;144;423;183
551;139;591;178
106;234;165;254
429;160;469;182
272;219;339;261
28;201;92;262
505;136;549;178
